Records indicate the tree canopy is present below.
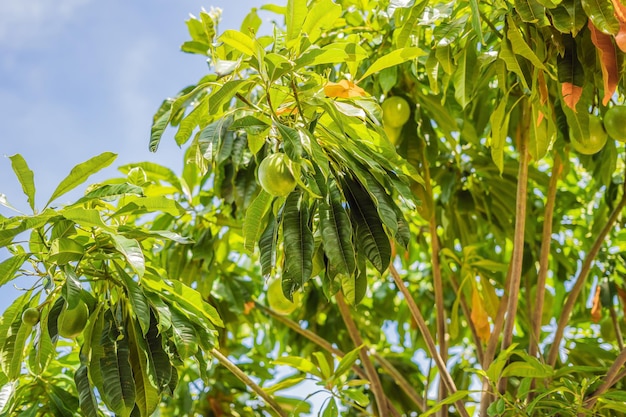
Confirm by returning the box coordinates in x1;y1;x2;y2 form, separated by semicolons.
3;0;626;416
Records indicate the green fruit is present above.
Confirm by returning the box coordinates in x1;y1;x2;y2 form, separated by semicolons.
571;115;607;155
258;153;297;197
267;278;302;315
384;124;402;145
604;106;626;142
58;301;89;339
21;308;40;326
382;96;411;128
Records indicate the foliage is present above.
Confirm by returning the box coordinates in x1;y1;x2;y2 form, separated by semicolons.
3;0;626;416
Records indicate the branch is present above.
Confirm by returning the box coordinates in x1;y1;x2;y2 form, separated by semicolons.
547;193;626;366
498;104;530;393
449;274;484;366
336;292;389;417
372;352;426;412
530;153;562;358
582;347;626;412
210;348;288;417
389;264;471;417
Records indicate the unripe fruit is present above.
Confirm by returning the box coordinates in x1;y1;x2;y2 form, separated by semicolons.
21;308;40;326
258;153;297;197
382;96;411;128
58;301;89;339
604;106;626;142
571;115;607;155
267;278;301;315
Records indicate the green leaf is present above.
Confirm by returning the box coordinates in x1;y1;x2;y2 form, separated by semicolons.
276;123;303;161
342;177;391;274
452;40;478;108
209;80;250;112
115;263;151;335
174;97;209;146
341;259;367;305
62;207;112;230
49;385;79;417
319;182;356;276
282;192;314;300
109;234;145;277
506;16;547;71
322;398;338;417
144;314;173;388
265;376;305;394
396;3;429;48
259;213;278;277
273;356;323;378
9;154;35;211
100;312;136;417
301;0;342;43
489;92;511;173
333;344;362;381
582;0;619;35
219;30;256;56
114;196;185;218
61;265;83;309
499;37;530;90
0;254;28;287
46;152;117;207
549;0;587;36
48;238;84;265
243;190;272;252
514;0;549;25
127;318;161;417
343;388;370;407
285;0;307;42
75;365;99;417
0;309;31;379
359;47;425;82
169;306;200;359
74;183;144;204
419;391;469;416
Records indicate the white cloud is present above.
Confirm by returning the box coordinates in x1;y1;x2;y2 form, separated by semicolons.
0;0;90;48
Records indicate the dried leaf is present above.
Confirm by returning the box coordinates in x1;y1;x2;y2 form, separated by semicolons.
324;80;367;98
612;0;626;22
589;21;619;105
243;301;254;315
276;105;299;116
471;287;491;343
561;82;583;110
591;285;602;323
616;22;626;52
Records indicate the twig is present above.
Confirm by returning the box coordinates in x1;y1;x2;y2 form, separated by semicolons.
389;264;470;417
449;274;484;366
547;193;626;366
530;153;562;359
372;352;426;412
336;292;389;417
610;306;625;351
210;348;288;417
582;347;626;412
498;103;530;393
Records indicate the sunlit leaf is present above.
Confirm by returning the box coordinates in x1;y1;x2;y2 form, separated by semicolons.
582;0;620;34
109;233;146;277
358;47;424;82
285;0;307;42
324;80;367;98
243;190;272;252
301;0;341;43
9;154;35;211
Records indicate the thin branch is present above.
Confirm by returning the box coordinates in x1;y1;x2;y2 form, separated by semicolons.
530;153;562;359
420;137;448;417
372;352;426;412
449;274;484;366
610;306;625;351
498;103;530;393
336;292;389;417
210;348;288;417
389;264;471;417
582;347;626;412
547;193;626;366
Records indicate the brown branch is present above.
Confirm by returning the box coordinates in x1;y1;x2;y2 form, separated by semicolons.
420;136;448;416
210;348;288;417
498;105;530;393
610;306;625;351
547;194;626;366
389;264;471;417
582;347;626;412
530;153;562;358
336;292;389;417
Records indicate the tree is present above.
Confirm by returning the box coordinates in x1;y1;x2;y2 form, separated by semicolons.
2;0;626;415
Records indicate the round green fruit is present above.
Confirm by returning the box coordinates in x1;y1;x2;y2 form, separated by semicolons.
58;301;89;339
267;278;302;315
258;153;297;197
604;106;626;142
571;115;607;155
382;96;411;128
21;307;40;326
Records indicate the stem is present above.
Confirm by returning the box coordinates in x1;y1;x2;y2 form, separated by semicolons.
389;264;471;417
582;347;626;412
336;292;389;417
372;352;426;412
610;306;625;351
210;348;288;417
498;105;530;393
420;138;448;416
547;193;626;367
530;153;562;359
449;274;485;366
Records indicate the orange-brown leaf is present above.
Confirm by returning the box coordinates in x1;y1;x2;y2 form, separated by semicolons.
243;301;255;315
276;105;299;116
471;287;491;343
616;22;626;52
589;21;619;106
617;287;626;316
561;82;583;111
612;0;626;22
324;80;367;98
538;71;548;105
591;285;602;323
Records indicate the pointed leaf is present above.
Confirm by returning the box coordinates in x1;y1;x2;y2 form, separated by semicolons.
46;152;117;207
285;0;307;42
549;0;587;36
276;123;303;161
589;21;619;105
109;234;145;277
506;16;547;70
259;213;278;277
359;47;425;82
75;365;99;417
301;0;341;43
333;344;363;381
243;190;272;252
115;263;151;335
9;154;35;211
282;192;314;300
0;254;28;287
219;30;255;56
320;182;356;276
127;318;161;416
514;0;549;25
582;0;620;34
75;183;144;204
